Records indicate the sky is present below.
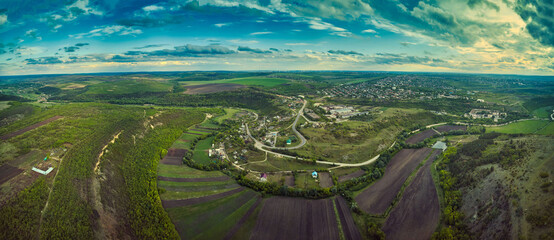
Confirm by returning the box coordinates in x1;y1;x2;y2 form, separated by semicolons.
0;0;553;76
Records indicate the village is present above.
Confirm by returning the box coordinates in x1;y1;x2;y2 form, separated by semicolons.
322;75;463;101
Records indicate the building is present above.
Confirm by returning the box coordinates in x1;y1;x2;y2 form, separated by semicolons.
260;173;268;182
432;141;447;151
312;171;318;178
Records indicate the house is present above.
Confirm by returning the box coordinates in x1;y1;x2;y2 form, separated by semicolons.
311;171;318;178
432;141;447;151
286;139;292;145
260;173;268;182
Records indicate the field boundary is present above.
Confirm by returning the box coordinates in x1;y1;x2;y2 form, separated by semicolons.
162;187;244;208
157;175;230;182
222;197;262;240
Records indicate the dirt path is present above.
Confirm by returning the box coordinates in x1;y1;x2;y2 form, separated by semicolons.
38;152;64;234
94;131;123;172
0;116;63;140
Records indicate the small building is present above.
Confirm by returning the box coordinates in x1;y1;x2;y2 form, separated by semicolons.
260;173;268;182
286;139;292;145
311;171;318;178
32;167;54;175
432;141;447;151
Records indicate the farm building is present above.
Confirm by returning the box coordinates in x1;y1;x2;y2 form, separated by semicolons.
260;173;268;182
432;141;447;151
32;166;54;175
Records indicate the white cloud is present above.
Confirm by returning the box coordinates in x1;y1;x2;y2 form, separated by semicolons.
228;39;259;44
69;25;142;39
362;29;376;33
0;14;7;26
25;29;42;41
143;5;165;12
214;23;232;28
285;43;311;46
250;31;273;36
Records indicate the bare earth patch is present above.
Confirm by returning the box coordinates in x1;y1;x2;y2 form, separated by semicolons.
435;125;467;133
382;150;441;240
355;148;432;214
184;83;247;94
338;170;365;183
250;196;340;240
405;129;438;144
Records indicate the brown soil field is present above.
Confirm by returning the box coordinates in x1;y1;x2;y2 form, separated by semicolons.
405;129;438;144
184;83;247;94
160;148;187;165
382;149;441;240
0;116;62;140
250;197;340;240
0;164;23;185
435;125;467;133
285;176;295;187
157;175;230;182
335;197;363;240
355;148;432;214
338;170;365;183
319;172;334;188
162;187;245;208
223;197;263;240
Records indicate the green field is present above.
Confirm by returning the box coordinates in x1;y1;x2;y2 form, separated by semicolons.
294;173;320;189
85;80;172;94
182;77;289;87
166;190;258;240
531;106;553;118
193;136;215;165
158;180;236;188
200;121;221;129
0;101;10;111
486;120;554;135
157;164;224;178
160;188;240;200
215;108;240;123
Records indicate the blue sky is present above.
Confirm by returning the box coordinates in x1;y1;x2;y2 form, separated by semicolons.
0;0;553;75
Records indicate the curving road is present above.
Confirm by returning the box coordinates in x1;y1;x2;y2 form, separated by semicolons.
247;99;307;150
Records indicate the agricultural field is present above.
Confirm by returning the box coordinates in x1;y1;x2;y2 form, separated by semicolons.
338;169;365;183
294;172;321;189
184;83;247;94
435;125;467;133
193;136;215;165
318;172;334;188
165;190;260;240
84;79;172;95
355;148;433;214
405;129;439;144
486;120;554;135
531;106;553;118
250;197;340;240
382;150;441;240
